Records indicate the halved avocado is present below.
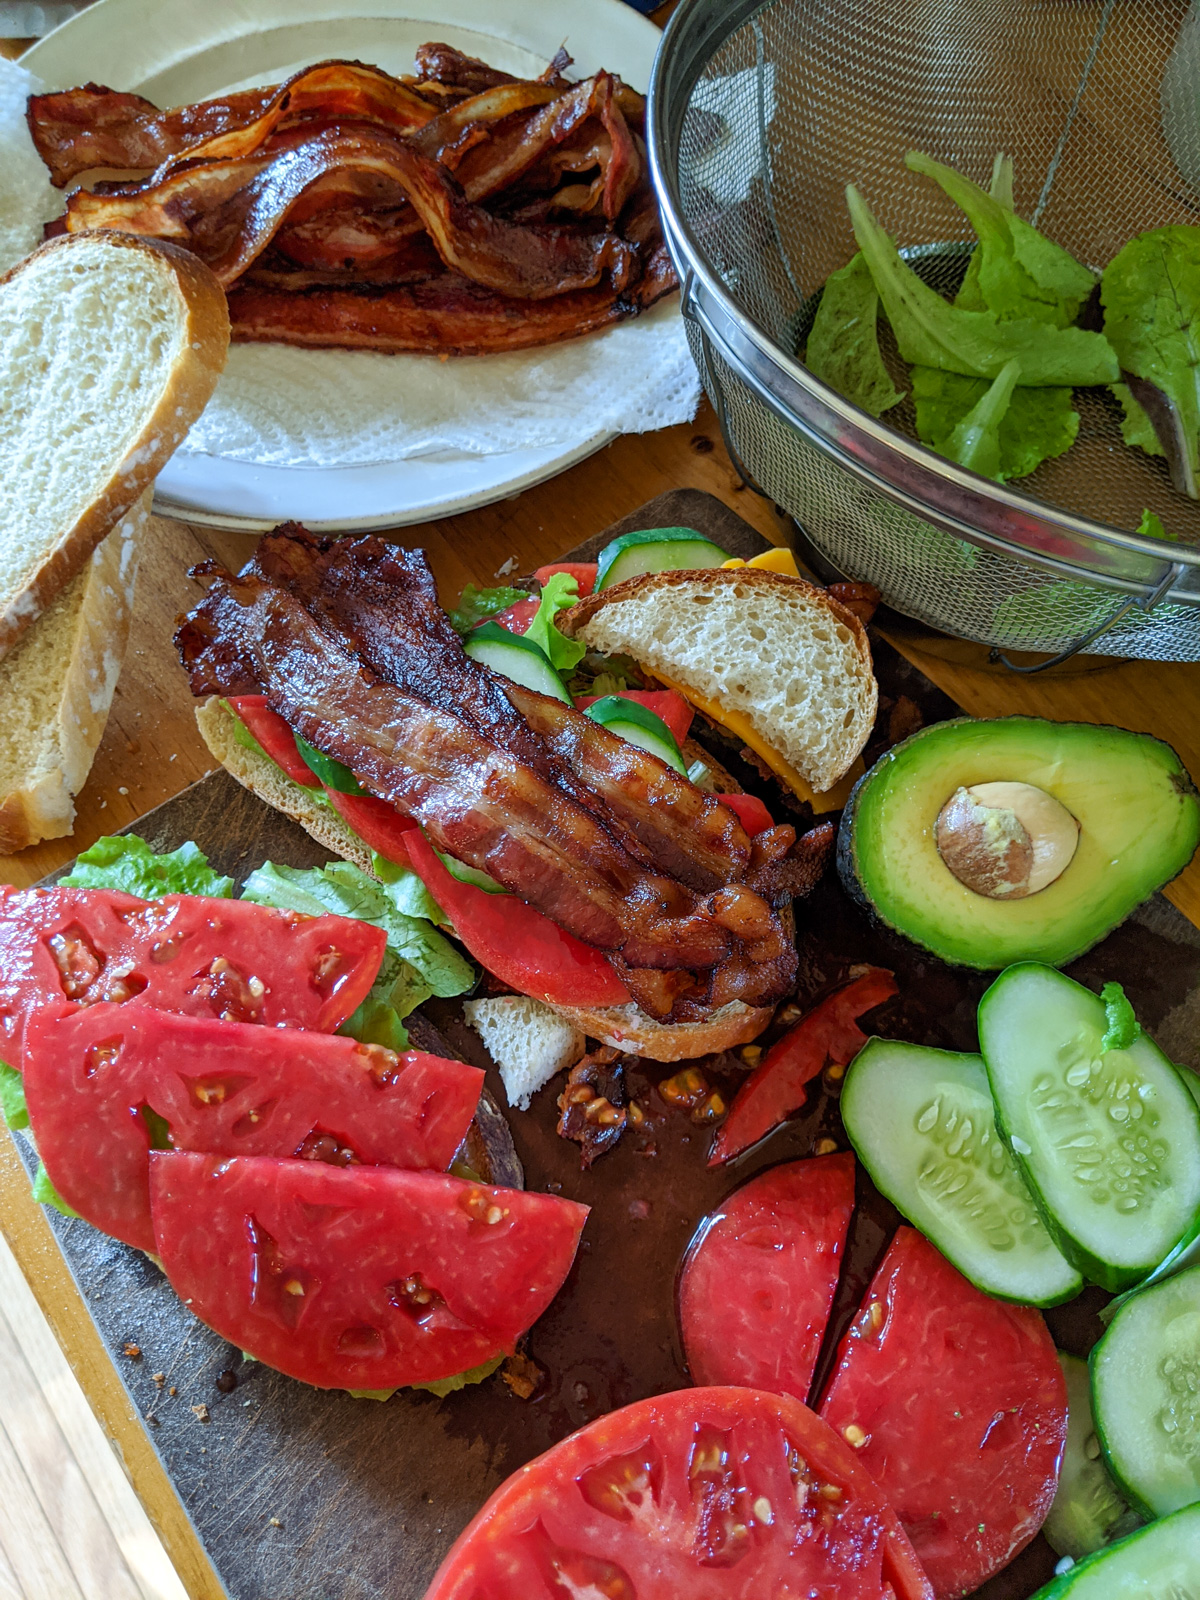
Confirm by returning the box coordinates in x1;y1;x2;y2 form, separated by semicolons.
838;716;1200;969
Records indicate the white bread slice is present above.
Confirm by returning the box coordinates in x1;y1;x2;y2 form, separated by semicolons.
563;568;878;795
0;493;146;853
0;231;229;661
463;996;585;1109
195;696;775;1061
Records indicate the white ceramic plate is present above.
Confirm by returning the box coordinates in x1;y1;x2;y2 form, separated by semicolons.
24;0;661;531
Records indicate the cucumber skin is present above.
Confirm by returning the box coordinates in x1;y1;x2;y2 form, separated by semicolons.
1043;1352;1139;1560
1089;1260;1200;1521
595;527;730;590
841;1040;1082;1307
1027;1501;1200;1597
980;963;1200;1294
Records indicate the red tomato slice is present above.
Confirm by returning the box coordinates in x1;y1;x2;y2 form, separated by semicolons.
485;597;540;634
714;791;774;837
23;1000;483;1254
401;831;630;1009
225;694;316;786
819;1228;1067;1600
323;789;419;863
425;1385;933;1600
534;561;597;596
0;887;386;1066
679;1153;855;1403
574;689;694;749
709;968;898;1166
149;1153;589;1390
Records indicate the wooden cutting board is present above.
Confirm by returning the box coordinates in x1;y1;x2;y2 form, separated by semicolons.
7;491;1200;1600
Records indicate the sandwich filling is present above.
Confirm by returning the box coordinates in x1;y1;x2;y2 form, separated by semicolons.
176;528;829;1023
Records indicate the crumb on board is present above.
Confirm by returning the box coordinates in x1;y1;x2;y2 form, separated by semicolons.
151;1372;165;1385
190;1403;210;1423
122;1342;141;1359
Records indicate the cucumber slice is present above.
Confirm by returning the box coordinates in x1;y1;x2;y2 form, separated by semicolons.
1029;1502;1200;1598
1044;1352;1140;1560
1091;1260;1200;1517
594;526;730;590
841;1038;1082;1304
464;622;569;702
979;963;1200;1292
293;734;364;795
584;694;688;775
433;848;508;895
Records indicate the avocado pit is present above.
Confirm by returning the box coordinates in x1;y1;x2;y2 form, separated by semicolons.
935;781;1080;899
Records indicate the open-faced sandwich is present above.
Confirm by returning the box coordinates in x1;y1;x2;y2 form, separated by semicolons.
178;524;878;1068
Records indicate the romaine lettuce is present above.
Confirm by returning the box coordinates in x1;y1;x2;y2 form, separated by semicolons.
847;183;1118;386
524;572;586;673
1102;226;1200;497
912;366;1079;480
60;835;234;900
805;252;905;416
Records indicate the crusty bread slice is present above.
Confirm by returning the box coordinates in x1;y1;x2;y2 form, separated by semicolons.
563;568;878;795
463;996;585;1110
195;695;775;1061
0;494;146;853
0;231;229;661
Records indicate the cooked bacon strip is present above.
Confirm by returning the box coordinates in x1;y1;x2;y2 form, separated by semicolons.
177;568;747;980
64;126;637;298
225;253;675;354
28;62;436;185
413;42;519;94
253;527;756;893
178;549;802;1015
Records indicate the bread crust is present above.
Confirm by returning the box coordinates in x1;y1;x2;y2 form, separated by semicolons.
0;494;145;853
561;565;877;795
196;697;778;1062
0;231;230;661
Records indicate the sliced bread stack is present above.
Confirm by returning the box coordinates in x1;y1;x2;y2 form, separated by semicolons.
0;231;229;851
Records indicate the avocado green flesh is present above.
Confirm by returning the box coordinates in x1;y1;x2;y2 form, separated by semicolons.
841;717;1200;969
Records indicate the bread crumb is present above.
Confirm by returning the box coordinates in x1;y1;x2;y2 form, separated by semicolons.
190;1403;210;1423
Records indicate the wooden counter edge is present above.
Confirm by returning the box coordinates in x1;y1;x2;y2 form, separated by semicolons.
0;1133;227;1600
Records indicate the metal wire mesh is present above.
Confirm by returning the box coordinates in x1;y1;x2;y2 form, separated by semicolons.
656;0;1200;659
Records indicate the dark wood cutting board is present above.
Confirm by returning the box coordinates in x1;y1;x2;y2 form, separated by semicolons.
12;490;1200;1600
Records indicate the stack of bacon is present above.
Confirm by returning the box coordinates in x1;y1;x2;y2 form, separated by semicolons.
27;44;676;355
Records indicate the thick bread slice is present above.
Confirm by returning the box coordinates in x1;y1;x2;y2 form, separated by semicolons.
463;996;585;1109
196;696;776;1062
0;231;229;660
563;568;877;794
0;495;146;852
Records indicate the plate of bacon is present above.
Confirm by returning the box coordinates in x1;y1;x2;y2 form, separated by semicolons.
19;0;690;529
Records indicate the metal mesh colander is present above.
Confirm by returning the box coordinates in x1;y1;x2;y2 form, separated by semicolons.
648;0;1200;662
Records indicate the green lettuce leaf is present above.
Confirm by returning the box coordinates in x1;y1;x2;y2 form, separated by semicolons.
32;1162;79;1218
1102;226;1200;497
0;1062;28;1131
524;572;586;673
847;183;1118;386
449;584;526;634
912;366;1079;480
907;151;1094;327
804;252;905;416
1100;981;1141;1053
1113;383;1164;458
60;835;234;900
240;859;474;1000
349;1353;503;1403
1138;508;1178;542
935;358;1021;479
